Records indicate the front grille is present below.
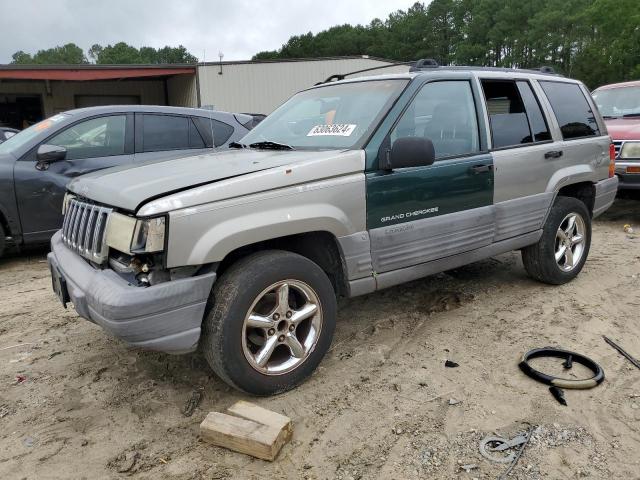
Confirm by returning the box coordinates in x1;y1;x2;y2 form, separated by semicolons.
61;198;112;264
613;140;623;158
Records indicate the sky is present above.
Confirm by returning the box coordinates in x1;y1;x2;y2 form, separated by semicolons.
0;0;421;64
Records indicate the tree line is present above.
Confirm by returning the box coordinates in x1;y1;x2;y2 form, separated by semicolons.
11;43;197;65
254;0;640;88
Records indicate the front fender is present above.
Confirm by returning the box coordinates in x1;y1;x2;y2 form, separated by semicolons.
166;174;366;267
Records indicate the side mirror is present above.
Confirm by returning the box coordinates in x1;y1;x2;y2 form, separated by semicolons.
387;137;435;170
37;144;67;163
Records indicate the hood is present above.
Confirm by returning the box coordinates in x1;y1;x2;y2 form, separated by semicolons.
603;117;640;141
68;148;347;212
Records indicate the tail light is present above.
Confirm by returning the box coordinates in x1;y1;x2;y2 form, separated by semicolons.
609;143;616;178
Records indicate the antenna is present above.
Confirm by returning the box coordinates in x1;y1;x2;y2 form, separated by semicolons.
218;51;224;75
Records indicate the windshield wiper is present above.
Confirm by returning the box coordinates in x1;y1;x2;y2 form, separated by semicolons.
623;113;640;118
229;141;247;148
602;115;621;119
249;141;294;150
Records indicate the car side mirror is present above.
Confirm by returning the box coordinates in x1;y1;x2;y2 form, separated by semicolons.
387;137;435;170
37;144;67;163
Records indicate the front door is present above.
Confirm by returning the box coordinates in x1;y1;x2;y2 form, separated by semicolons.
14;114;133;243
367;80;494;274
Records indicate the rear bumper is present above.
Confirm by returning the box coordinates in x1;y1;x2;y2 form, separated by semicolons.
592;176;619;218
47;231;216;354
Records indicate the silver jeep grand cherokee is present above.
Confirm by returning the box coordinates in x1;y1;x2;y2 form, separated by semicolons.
48;62;618;395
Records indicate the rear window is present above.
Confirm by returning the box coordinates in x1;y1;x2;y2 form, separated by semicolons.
540;81;600;140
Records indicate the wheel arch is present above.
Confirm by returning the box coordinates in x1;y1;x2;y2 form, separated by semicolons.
556;181;596;216
216;230;350;298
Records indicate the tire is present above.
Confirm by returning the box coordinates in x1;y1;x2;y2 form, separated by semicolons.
522;196;592;285
0;223;5;258
201;250;337;395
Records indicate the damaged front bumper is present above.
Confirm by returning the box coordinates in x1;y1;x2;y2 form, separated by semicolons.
47;231;216;354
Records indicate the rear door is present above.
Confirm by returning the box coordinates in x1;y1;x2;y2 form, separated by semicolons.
481;78;558;241
538;80;610;180
133;113;215;163
13;114;133;242
367;79;495;274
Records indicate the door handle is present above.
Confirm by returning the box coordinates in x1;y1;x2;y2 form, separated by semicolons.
469;164;493;174
544;150;563;159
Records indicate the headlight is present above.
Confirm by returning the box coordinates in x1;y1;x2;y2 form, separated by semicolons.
620;142;640;159
131;216;166;253
105;213;166;254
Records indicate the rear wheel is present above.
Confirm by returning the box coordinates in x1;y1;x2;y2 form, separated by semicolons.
201;250;337;395
522;196;591;285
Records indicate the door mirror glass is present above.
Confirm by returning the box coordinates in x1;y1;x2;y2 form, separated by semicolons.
37;144;67;162
389;136;435;169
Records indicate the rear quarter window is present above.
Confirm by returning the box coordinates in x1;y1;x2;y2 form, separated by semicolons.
193;117;234;147
539;81;600;140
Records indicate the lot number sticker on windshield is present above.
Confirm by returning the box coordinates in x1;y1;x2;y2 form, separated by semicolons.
307;124;357;136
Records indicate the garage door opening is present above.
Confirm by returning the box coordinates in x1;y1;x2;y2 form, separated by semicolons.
75;95;141;109
0;94;43;130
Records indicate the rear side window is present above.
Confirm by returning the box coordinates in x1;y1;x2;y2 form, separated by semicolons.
540;81;599;139
482;80;533;148
142;114;190;152
193;116;234;147
516;81;551;142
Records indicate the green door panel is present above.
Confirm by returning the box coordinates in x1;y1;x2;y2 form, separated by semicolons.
366;153;494;229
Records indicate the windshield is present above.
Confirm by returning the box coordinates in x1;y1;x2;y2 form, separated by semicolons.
240;79;408;149
592;86;640;118
0;114;69;155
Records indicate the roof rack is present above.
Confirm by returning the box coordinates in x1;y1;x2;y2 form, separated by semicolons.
316;59;562;85
534;66;556;74
409;60;562;76
316;61;412;85
409;58;440;71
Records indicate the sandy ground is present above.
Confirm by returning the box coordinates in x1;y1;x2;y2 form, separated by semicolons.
1;196;639;480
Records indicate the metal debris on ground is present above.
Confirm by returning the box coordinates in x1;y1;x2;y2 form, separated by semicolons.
48;351;62;360
497;426;535;480
181;386;204;417
479;434;527;463
448;398;461;406
603;335;640;370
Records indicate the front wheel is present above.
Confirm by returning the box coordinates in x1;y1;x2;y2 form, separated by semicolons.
522;196;592;285
0;223;5;258
201;250;337;395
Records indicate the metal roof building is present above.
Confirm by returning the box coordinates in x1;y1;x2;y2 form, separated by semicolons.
0;56;408;129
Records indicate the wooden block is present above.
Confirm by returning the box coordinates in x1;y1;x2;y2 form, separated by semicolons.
199;402;292;461
227;400;292;433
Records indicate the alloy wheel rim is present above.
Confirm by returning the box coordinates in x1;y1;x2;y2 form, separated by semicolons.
242;280;322;375
555;212;586;272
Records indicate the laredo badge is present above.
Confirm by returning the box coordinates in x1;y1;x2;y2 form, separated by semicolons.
307;124;356;136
